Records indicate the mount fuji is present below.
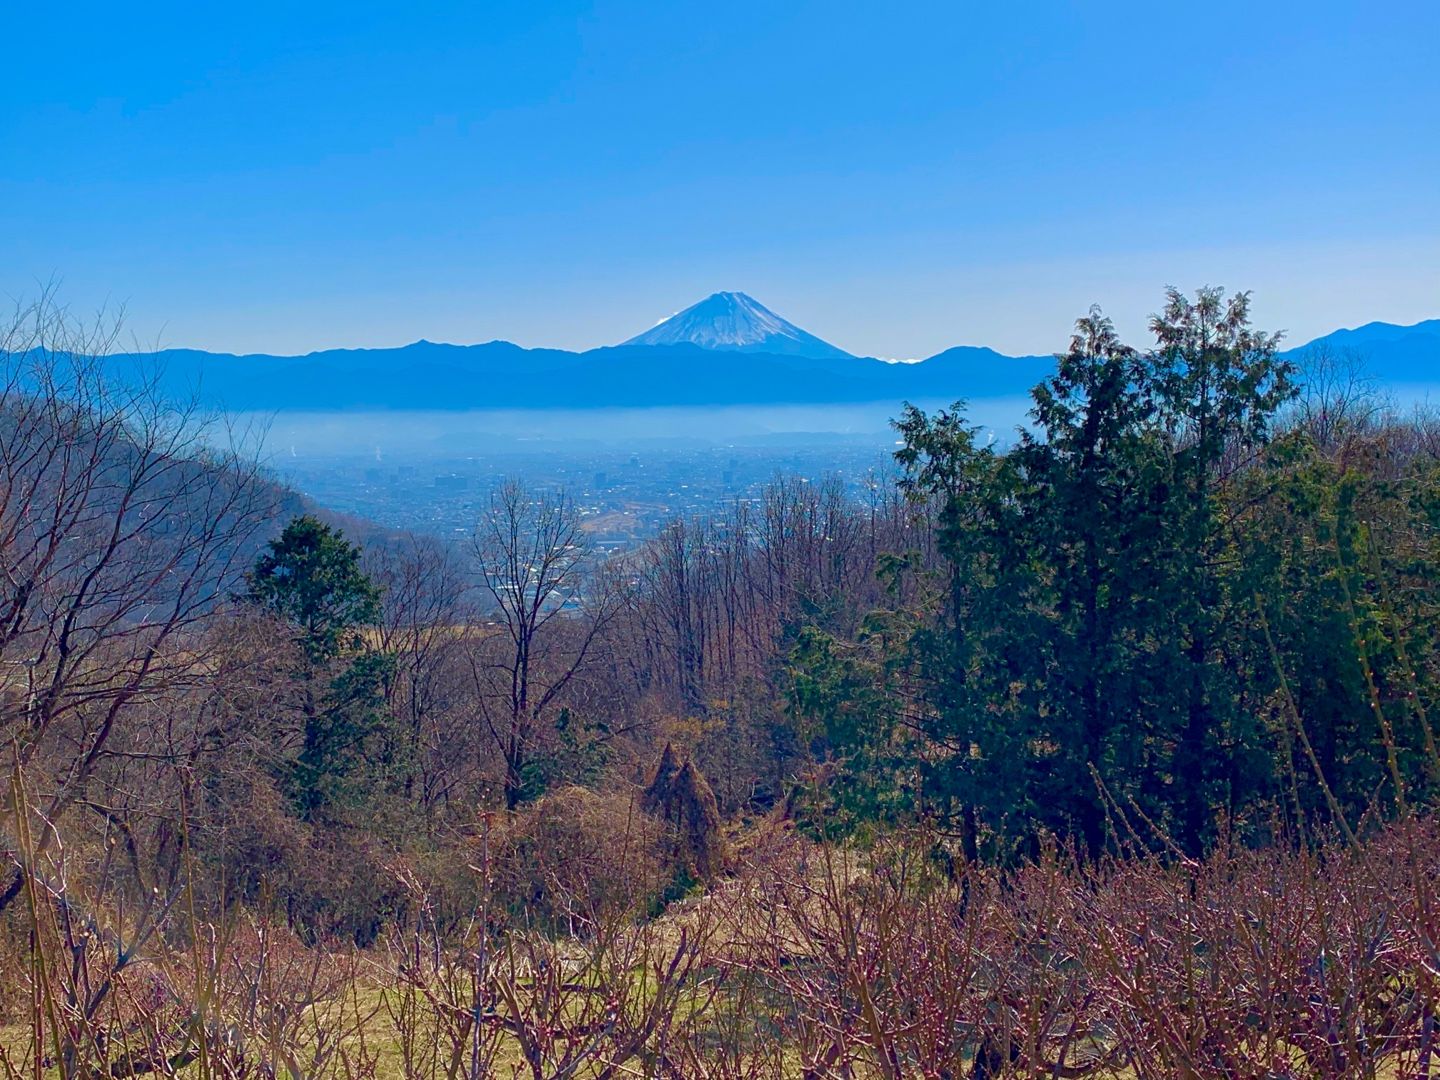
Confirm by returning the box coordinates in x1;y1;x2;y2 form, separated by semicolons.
622;292;855;360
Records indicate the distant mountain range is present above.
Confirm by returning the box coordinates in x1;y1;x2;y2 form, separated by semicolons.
105;296;1437;412
1289;319;1440;384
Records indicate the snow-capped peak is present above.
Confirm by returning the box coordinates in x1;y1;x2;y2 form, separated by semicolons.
620;292;854;359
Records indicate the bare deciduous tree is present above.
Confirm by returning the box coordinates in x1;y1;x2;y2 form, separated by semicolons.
1289;343;1384;450
468;480;622;808
369;534;475;824
0;291;278;912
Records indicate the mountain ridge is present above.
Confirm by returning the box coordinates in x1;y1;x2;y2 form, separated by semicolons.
1277;318;1440;383
75;302;1440;412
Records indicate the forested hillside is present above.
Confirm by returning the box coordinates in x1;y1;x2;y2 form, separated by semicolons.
5;288;1440;1078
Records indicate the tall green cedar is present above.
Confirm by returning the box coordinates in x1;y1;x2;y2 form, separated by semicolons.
890;401;1017;860
1007;309;1173;853
1147;287;1293;852
796;289;1306;858
248;515;383;665
247;515;399;822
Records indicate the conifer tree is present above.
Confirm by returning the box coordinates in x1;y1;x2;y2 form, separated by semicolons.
247;516;396;821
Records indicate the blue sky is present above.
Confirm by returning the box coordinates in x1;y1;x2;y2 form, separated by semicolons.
4;1;1437;358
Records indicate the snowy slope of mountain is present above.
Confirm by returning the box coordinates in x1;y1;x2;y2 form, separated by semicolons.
622;292;855;359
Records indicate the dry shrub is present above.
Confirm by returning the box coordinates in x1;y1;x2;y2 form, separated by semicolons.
490;785;665;932
1072;822;1440;1079
7;808;1440;1079
642;741;683;809
643;742;728;880
277;832;410;944
0;910;28;1024
195;767;409;944
702;821;1440;1079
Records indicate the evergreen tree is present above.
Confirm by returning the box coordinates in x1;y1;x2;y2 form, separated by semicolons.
247;516;396;821
1233;429;1440;827
882;290;1294;856
1008;308;1172;852
891;402;1018;859
1147;287;1293;852
247;515;382;664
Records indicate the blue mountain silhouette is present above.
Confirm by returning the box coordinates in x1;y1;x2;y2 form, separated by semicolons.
90;296;1438;411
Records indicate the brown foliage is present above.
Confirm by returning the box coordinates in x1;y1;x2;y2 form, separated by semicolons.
7;772;1440;1080
643;742;728;880
489;786;666;932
